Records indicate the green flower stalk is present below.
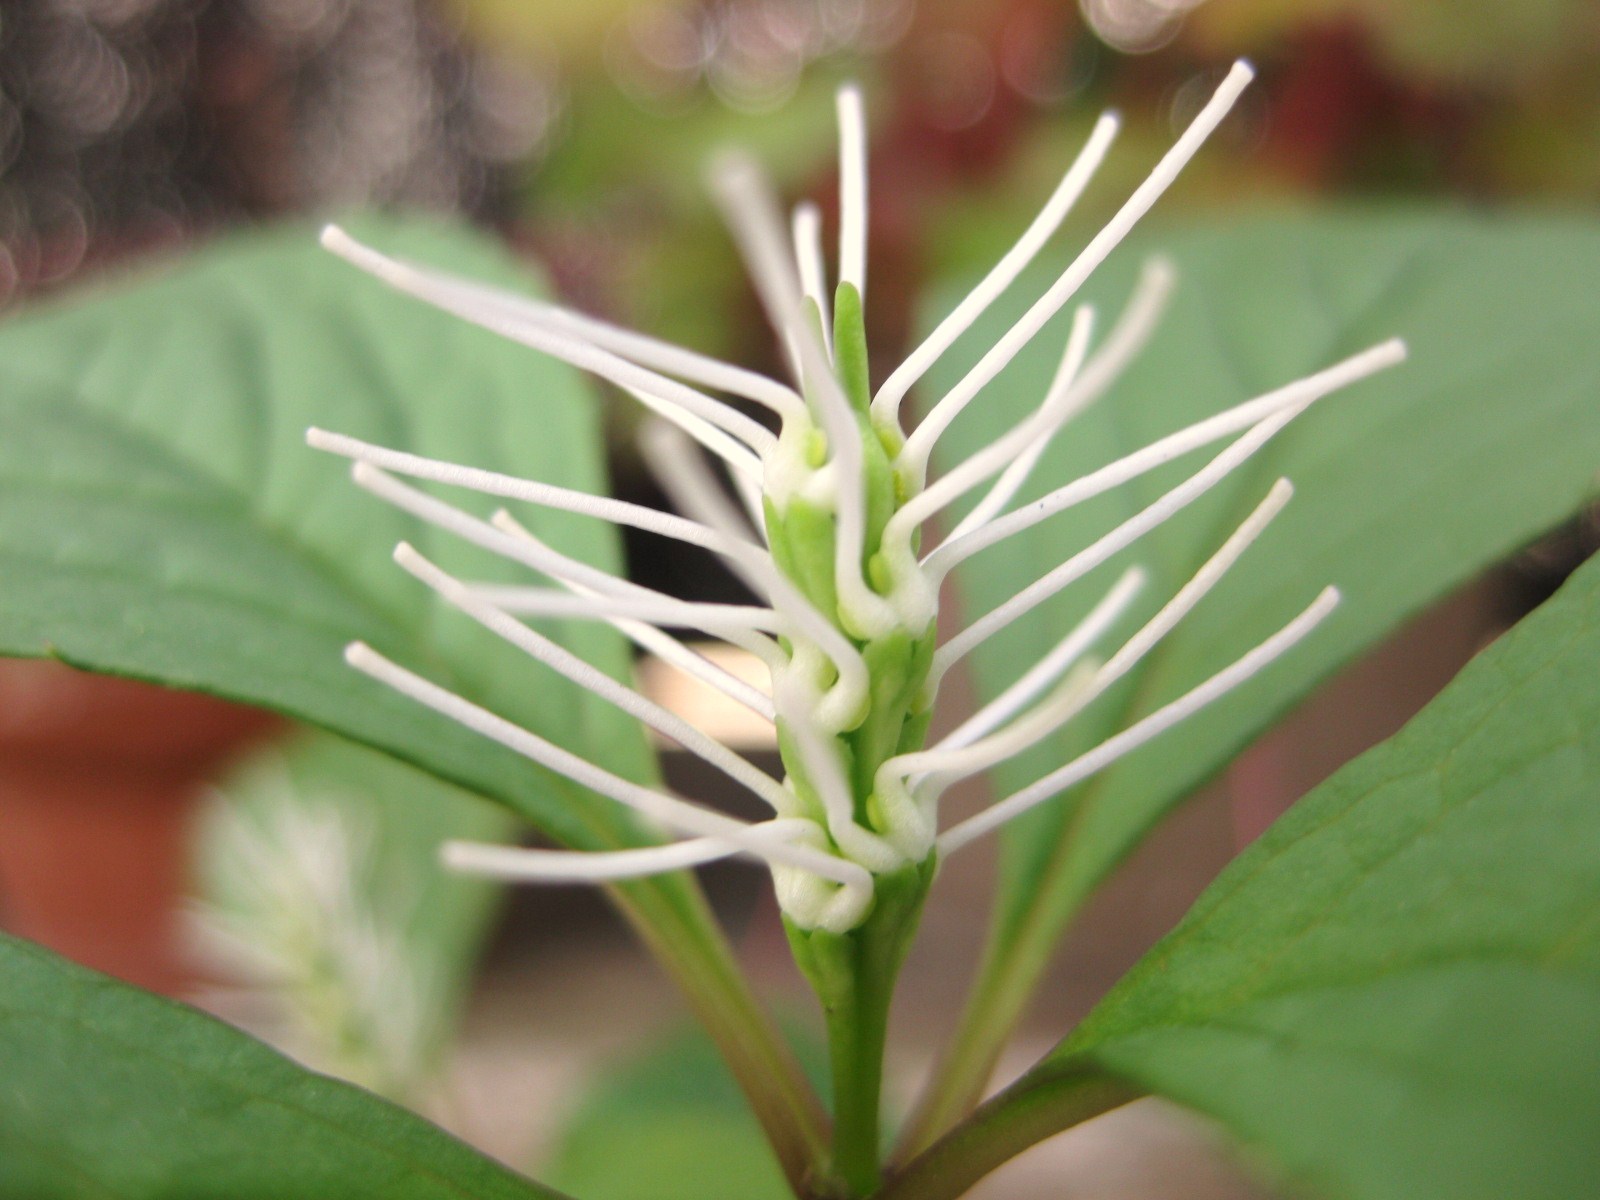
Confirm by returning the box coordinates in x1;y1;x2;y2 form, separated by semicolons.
305;59;1402;1192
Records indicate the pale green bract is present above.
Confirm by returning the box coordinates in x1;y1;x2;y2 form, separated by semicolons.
305;60;1401;939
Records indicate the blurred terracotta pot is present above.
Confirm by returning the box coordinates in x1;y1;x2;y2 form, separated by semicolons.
0;660;279;995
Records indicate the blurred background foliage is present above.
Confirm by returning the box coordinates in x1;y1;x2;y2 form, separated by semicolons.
5;0;1597;355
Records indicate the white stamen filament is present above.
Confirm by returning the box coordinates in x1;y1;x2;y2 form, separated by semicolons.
560;584;775;722
445;836;743;881
639;419;870;729
926;338;1407;580
639;420;766;574
320;227;778;464
881;251;1177;612
889;659;1102;808
900;61;1256;481
930;402;1308;687
308;428;754;561
469;586;782;634
618;383;767;480
776;677;905;873
931;566;1146;756
946;258;1176;543
872;111;1121;425
939;303;1097;544
343;642;862;891
351;463;636;602
938;585;1341;855
707;151;819;383
892;302;1099;536
431;276;804;421
708;152;886;639
330;250;804;424
394;543;791;811
491;508;776;720
919;479;1293;800
837;84;868;297
792;201;832;353
349;460;788;667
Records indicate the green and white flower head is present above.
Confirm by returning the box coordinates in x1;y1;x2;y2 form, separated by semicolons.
308;60;1403;936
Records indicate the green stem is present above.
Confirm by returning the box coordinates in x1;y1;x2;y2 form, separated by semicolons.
875;1067;1139;1200
827;942;893;1195
788;861;935;1197
615;873;831;1196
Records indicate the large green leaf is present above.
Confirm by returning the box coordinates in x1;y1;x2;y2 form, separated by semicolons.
0;216;650;850
192;729;512;1103
894;547;1600;1200
0;933;565;1199
919;210;1600;1121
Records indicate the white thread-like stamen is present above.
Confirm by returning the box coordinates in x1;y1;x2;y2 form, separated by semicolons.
931;567;1146;756
900;62;1255;480
893;303;1099;536
793;201;832;353
564;588;775;721
640;420;767;577
708;153;887;637
915;480;1292;800
872;112;1121;425
343;642;863;889
395;543;790;811
351;463;635;601
926;338;1407;579
896;659;1102;804
945;300;1101;540
775;677;905;873
490;508;777;721
470;586;782;633
638;421;870;729
443;818;833;885
309;428;754;561
939;586;1340;855
1083;479;1293;684
883;255;1177;602
445;836;744;881
421;272;804;421
616;382;766;480
320;227;777;462
946;258;1176;543
931;403;1308;686
349;460;787;665
707;152;816;381
837;84;868;297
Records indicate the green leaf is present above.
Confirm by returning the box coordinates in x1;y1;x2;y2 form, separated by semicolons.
0;216;650;850
916;547;1600;1200
542;1026;798;1200
191;729;511;1102
0;932;565;1200
918;210;1600;1125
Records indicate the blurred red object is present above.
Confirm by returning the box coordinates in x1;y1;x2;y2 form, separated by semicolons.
0;661;279;995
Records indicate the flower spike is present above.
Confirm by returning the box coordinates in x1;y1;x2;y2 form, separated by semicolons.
311;61;1402;934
